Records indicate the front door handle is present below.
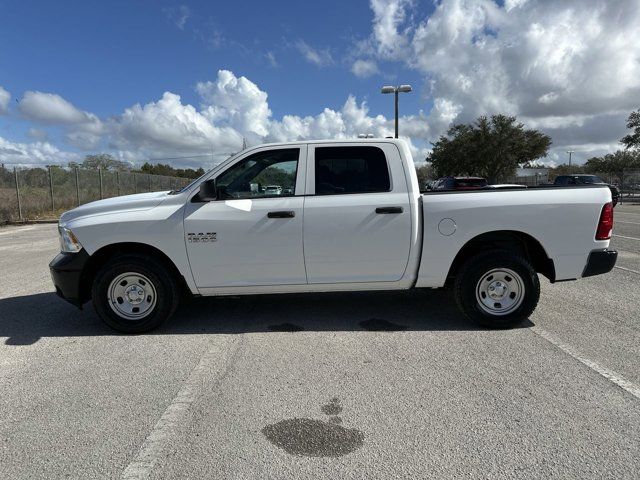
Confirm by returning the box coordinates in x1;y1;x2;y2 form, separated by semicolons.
375;206;403;214
267;210;295;218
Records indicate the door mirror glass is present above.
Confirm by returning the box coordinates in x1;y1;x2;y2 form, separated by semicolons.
216;184;229;199
198;179;217;201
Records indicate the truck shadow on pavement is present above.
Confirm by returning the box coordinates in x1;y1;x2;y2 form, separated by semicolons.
0;289;533;345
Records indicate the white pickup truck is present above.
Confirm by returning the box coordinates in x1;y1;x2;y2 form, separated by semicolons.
50;139;617;333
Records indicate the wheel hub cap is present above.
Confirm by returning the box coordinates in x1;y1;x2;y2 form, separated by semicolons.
124;284;145;304
108;272;157;320
475;268;525;316
487;280;507;299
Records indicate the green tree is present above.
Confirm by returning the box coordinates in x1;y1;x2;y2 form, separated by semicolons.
83;154;129;171
254;166;295;189
585;150;640;185
138;162;204;179
427;114;552;183
621;109;640;150
415;164;434;188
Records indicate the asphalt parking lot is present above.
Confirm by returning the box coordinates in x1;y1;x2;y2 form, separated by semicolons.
1;206;639;479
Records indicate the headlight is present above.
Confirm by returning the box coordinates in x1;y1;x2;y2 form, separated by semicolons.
58;226;83;253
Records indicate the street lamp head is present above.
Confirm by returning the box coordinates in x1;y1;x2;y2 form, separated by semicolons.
381;83;412;139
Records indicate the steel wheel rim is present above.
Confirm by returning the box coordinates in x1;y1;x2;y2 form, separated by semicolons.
107;272;157;320
475;268;524;316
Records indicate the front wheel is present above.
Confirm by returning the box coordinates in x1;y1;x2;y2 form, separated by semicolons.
92;254;179;333
454;250;540;328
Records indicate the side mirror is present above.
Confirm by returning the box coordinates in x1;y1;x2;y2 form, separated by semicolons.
198;179;217;202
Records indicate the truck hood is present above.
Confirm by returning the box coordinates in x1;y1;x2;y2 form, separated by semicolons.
60;191;170;225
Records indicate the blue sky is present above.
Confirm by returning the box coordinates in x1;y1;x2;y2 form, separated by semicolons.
1;1;426;143
1;0;639;167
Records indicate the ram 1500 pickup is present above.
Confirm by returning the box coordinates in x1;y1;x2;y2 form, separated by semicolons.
50;139;617;333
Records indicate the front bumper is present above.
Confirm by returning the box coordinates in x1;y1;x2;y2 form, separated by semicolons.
49;249;90;307
582;249;618;278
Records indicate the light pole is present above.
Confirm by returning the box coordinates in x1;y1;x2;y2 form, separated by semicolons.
381;84;412;138
566;150;574;170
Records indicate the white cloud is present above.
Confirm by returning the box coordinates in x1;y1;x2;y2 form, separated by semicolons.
197;70;272;138
265;51;278;68
351;59;379;78
295;40;334;67
18;91;104;151
1;70;430;167
370;0;414;60
267;94;429;159
65;131;102;150
19;91;100;126
364;0;640;159
110;91;242;155
0;86;10;114
163;5;191;30
110;71;432;166
0;136;80;165
27;128;48;140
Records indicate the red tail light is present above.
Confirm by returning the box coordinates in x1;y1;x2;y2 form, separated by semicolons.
595;202;614;240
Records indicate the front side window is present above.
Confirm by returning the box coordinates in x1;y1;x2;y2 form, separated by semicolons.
314;146;390;195
216;148;299;199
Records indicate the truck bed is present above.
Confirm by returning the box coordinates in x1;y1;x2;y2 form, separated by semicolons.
416;185;612;287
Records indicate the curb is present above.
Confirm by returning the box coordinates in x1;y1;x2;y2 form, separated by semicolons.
1;220;59;226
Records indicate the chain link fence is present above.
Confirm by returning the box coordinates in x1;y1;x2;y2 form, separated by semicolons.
588;170;640;204
0;165;191;223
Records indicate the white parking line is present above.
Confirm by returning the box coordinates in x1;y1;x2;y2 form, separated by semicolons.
616;220;640;225
121;336;240;480
615;265;640;275
531;327;640;400
613;234;640;241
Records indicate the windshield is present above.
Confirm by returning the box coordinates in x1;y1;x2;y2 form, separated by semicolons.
454;178;487;188
169;170;210;194
168;151;246;194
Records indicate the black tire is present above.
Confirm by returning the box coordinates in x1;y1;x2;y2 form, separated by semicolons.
454;249;540;328
92;254;179;333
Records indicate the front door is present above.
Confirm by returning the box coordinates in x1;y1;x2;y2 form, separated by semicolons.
184;147;307;288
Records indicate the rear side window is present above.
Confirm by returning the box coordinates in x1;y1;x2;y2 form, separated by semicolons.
315;146;390;195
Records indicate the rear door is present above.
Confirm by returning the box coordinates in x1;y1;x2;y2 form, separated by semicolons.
302;143;412;284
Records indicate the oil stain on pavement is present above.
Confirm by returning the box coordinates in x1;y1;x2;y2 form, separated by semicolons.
359;318;407;332
262;398;364;457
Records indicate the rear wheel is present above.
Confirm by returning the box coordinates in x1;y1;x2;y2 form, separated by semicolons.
454;250;540;328
92;254;179;333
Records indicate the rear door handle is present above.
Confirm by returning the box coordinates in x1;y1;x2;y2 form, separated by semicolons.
267;210;295;218
375;206;403;214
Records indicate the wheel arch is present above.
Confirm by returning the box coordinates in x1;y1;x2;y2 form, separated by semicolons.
79;242;191;303
446;230;555;284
